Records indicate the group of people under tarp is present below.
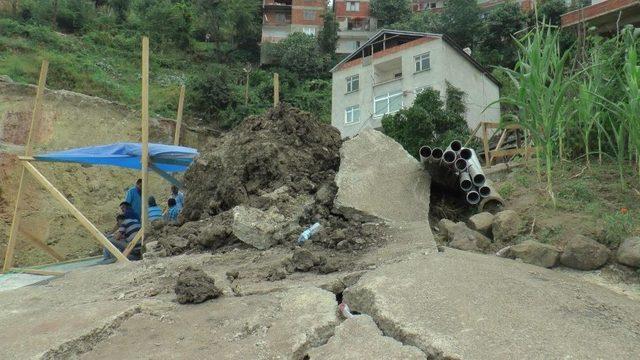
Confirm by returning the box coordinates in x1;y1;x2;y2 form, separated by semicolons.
101;178;185;262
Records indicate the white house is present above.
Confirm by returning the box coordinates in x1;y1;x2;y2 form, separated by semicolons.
330;29;501;139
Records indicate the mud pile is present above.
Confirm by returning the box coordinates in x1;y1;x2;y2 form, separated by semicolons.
150;104;386;259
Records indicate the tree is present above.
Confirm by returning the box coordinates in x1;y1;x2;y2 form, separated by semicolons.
318;12;339;55
535;0;568;26
477;1;527;68
389;10;441;33
370;0;411;26
267;32;330;79
109;0;130;23
439;0;482;49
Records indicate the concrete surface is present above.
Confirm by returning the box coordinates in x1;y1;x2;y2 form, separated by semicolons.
307;314;427;359
344;249;640;359
334;129;430;222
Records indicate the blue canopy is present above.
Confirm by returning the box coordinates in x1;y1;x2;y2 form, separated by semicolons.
34;143;198;172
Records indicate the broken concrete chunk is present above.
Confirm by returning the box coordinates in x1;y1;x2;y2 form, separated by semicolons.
174;266;222;304
617;236;640;268
492;210;522;242
334;129;430;222
306;315;427;359
467;212;495;237
561;235;610;270
504;240;560;268
231;206;295;250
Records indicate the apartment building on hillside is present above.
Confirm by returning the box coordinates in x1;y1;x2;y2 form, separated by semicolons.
331;30;500;139
260;0;327;63
561;0;640;34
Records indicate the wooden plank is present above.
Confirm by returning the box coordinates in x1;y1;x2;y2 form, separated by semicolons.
22;161;129;262
149;163;183;188
489;129;509;164
482;122;491;165
14;268;64;276
3;60;49;273
174;84;185;146
273;73;279;107
141;36;150;247
481;122;500;129
122;231;143;258
490;147;538;158
17;156;35;161
464;122;482;147
19;226;64;261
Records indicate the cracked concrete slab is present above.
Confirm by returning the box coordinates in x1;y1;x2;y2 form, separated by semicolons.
344;249;640;359
78;287;339;360
334;129;430;223
306;314;427;359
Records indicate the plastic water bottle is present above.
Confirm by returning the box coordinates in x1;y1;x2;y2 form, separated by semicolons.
297;222;321;245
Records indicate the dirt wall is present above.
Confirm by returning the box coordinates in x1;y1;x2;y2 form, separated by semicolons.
0;77;206;267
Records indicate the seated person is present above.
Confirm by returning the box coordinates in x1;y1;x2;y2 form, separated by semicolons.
119;201;140;221
170;185;185;209
148;196;163;222
164;198;180;223
102;214;141;262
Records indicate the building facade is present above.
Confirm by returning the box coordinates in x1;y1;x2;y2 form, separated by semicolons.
561;0;640;33
330;30;500;139
260;0;327;63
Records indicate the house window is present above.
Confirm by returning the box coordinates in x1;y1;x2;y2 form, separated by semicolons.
304;10;316;20
346;1;360;11
345;105;361;124
414;52;431;73
429;2;437;8
346;75;359;93
353;40;361;50
374;91;403;117
303;27;316;36
276;13;286;23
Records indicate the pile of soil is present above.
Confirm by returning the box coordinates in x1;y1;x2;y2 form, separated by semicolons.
174;266;222;304
149;104;386;260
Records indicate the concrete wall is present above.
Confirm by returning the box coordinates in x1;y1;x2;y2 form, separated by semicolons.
331;37;500;139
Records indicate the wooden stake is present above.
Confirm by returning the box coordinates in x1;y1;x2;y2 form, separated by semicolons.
19;226;64;262
273;73;279;107
22;161;128;262
15;268;64;277
174;84;185;146
490;129;508;164
482;122;490;166
3;60;48;273
122;231;143;258
141;36;150;247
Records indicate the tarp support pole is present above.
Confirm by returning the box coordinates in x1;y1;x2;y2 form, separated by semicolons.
174;84;185;146
123;231;143;257
149;163;183;188
19;227;65;262
3;60;48;273
141;36;150;247
22;161;129;262
13;268;64;277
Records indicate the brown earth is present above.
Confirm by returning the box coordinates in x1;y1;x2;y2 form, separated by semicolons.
0;77;207;268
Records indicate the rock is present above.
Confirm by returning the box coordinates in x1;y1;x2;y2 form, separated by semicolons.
266;267;287;281
343;249;640;359
334;129;430;222
315;182;336;206
504;240;560;268
561;235;610;270
290;249;325;272
174;267;222;304
437;218;457;238
448;222;491;252
306;315;427;359
197;216;233;249
492;210;522;242
231;206;295;250
142;241;166;259
467;212;494;237
616;237;640;268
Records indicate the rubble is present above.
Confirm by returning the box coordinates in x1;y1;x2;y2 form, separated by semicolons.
174;266;222;304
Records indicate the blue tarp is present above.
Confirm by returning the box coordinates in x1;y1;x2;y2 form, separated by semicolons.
34;143;198;172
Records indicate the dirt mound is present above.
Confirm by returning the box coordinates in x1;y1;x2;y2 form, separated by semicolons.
174;266;222;304
182;104;341;221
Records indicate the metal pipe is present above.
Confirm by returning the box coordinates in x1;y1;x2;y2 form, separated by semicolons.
459;172;473;191
466;190;480;205
468;163;486;187
455;158;468;172
479;179;505;212
479;185;491;197
459;148;472;160
449;140;462;153
431;147;443;160
442;150;456;164
419;146;432;164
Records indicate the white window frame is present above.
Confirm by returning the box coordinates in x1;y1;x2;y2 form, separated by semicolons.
346;75;359;93
346;1;360;12
345;105;361;124
303;10;316;20
303;27;316;36
374;91;403;117
414;52;431;73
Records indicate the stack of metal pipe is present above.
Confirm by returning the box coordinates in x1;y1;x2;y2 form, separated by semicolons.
419;140;496;207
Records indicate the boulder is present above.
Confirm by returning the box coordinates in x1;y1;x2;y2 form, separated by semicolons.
448;222;491;252
467;212;494;237
504;240;560;268
174;266;222;304
334;129;430;222
492;210;522;242
617;237;640;268
561;235;610;270
231;206;296;250
437;218;457;238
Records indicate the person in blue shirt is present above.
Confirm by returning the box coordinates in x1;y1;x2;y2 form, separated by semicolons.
124;179;142;218
147;196;163;222
170;185;185;209
164;198;180;223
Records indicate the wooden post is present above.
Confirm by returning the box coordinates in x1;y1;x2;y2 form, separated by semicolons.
19;227;64;262
273;73;279;107
482;122;490;166
22;161;128;262
244;65;251;106
122;231;142;257
141;36;150;246
3;60;48;273
174;84;185;146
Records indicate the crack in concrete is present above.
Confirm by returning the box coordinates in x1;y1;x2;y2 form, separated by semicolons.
38;305;142;360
